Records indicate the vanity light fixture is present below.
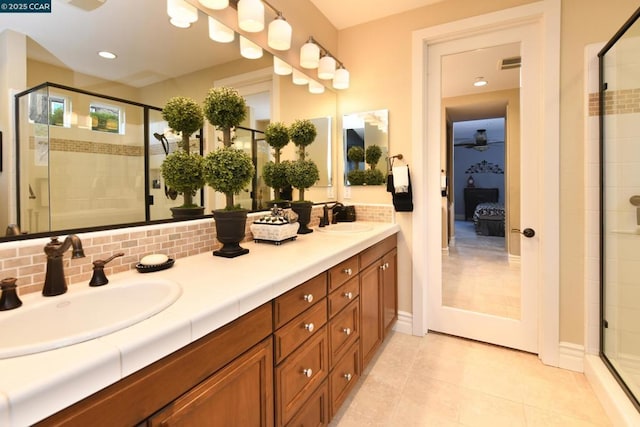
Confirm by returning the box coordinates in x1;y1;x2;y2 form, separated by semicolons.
333;66;350;90
317;54;336;80
198;0;228;9
308;80;325;94
208;16;235;43
267;13;292;51
240;36;263;59
292;69;309;85
167;0;198;28
473;77;488;87
98;50;116;59
273;57;293;75
300;38;320;69
237;0;264;32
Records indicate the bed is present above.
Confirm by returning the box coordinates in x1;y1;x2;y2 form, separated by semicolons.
473;202;505;237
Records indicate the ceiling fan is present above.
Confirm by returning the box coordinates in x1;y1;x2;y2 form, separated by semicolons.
454;129;504;151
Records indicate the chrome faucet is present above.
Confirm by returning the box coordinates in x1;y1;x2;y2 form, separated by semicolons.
42;235;86;297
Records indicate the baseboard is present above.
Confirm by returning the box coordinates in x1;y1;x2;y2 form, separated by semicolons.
393;310;413;335
558;341;584;372
508;254;521;264
585;354;640;426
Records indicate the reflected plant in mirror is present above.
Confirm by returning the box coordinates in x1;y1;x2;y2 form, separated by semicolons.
160;96;205;217
343;109;389;185
262;122;292;205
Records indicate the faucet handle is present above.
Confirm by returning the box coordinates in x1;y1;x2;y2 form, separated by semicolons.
89;252;125;287
0;277;22;311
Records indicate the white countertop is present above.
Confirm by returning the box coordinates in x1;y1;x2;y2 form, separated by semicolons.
0;222;399;427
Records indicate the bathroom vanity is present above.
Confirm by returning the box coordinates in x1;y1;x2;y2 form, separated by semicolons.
0;222;399;426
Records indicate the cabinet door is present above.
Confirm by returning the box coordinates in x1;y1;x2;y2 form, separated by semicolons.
382;248;398;337
148;338;274;427
360;263;382;369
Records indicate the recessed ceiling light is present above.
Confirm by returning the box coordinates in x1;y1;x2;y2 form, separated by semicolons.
98;51;117;59
473;77;488;87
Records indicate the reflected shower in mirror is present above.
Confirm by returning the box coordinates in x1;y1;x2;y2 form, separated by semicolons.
307;117;332;187
343;109;388;186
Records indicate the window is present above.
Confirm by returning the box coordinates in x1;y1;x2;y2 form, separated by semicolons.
48;97;66;126
90;104;122;133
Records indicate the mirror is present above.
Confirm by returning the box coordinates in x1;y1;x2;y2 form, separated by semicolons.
342;109;389;185
0;0;336;240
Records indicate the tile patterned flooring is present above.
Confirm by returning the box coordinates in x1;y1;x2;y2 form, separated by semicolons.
442;221;520;319
331;220;611;426
330;332;612;426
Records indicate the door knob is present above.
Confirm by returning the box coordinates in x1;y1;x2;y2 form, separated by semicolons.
511;228;535;238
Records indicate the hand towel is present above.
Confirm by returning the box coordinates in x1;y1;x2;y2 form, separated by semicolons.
392;166;409;194
390;167;413;212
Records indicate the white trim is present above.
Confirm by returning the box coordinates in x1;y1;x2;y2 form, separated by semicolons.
392;311;413;335
411;0;561;365
558;342;585;372
585;355;640;426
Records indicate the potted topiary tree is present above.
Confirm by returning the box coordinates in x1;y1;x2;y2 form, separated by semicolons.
160;96;205;217
262;122;291;206
364;144;385;185
202;87;255;258
287;119;319;234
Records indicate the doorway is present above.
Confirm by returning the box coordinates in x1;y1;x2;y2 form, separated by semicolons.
411;2;561;363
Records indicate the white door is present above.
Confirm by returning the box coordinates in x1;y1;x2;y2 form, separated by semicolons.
426;23;542;353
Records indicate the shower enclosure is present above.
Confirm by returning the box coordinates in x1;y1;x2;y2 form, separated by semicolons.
599;6;640;410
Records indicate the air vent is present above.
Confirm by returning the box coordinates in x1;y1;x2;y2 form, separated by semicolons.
499;56;521;70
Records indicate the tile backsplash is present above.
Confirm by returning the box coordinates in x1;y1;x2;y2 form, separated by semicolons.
0;204;393;296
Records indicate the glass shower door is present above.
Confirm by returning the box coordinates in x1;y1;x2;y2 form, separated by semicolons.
600;6;640;409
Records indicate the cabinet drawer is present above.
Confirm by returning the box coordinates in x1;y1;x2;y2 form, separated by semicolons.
329;341;360;419
285;380;329;427
275;327;329;427
359;234;397;269
328;299;359;367
274;299;327;364
328;276;359;318
274;273;327;329
328;256;359;292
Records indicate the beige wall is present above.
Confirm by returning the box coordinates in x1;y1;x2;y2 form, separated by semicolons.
336;0;640;344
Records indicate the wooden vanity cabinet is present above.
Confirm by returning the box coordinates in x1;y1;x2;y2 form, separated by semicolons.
358;235;398;369
37;303;273;427
273;273;329;427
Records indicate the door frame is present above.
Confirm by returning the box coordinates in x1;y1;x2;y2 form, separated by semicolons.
410;0;561;366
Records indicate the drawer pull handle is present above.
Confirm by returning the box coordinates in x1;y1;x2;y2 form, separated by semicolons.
343;327;352;336
303;294;314;303
379;264;385;271
302;368;313;378
344;373;352;381
385;262;390;269
343;268;352;276
343;291;353;300
304;322;315;332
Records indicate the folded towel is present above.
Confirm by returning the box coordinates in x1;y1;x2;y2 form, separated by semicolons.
388;167;413;212
392;166;409;194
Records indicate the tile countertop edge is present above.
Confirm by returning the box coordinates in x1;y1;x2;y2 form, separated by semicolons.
0;222;399;425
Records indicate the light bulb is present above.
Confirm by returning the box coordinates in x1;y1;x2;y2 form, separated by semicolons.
240;36;263;59
274;57;293;76
268;16;292;51
333;67;350;90
198;0;228;9
318;55;336;80
208;16;234;43
292;69;309;85
300;40;320;69
238;0;264;32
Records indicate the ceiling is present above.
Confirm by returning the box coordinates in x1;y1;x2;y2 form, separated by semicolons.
0;0;517;113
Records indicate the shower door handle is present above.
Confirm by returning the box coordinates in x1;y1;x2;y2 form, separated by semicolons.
511;228;535;238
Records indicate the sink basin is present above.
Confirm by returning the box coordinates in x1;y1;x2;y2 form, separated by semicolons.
318;223;373;233
0;278;182;359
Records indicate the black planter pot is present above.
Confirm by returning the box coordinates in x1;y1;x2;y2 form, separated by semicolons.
212;209;250;258
170;206;205;218
291;202;313;234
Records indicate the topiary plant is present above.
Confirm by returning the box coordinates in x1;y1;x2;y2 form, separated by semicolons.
160;150;205;207
263;122;290;201
203;147;254;209
365;145;383;169
347;169;366;185
347;146;364;171
160;96;205;208
203;87;253;210
364;168;385;185
288;119;319;202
